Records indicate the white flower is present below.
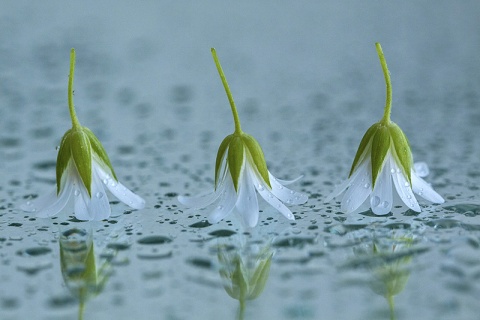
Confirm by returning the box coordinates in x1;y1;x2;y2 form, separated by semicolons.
21;48;145;220
325;43;444;215
178;142;307;227
178;48;307;227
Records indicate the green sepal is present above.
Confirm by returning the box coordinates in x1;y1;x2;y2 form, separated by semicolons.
215;135;234;189
70;128;93;197
371;125;391;187
56;127;93;197
241;134;271;189
388;122;412;186
228;136;245;192
83;127;117;181
349;123;379;177
56;129;73;195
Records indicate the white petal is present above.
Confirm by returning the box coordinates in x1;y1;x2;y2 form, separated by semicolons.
208;174;237;224
414;162;429;178
85;170;111;220
340;157;372;213
268;173;308;205
275;175;304;186
391;158;421;212
370;157;393;215
324;177;351;203
235;167;259;227
411;173;445;204
96;165;145;210
22;183;73;218
74;183;93;221
253;174;295;220
178;190;221;209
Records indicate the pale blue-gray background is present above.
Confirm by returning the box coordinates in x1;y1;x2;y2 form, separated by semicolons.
1;1;480;319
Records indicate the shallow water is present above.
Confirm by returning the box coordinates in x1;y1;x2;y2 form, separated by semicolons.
1;1;480;319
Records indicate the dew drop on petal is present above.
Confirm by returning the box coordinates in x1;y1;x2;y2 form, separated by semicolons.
396;168;401;173
110;181;117;187
74;189;80;197
404;181;409;187
217;205;224;210
381;201;389;208
95;192;104;199
390;168;395;174
364;183;370;189
103;179;108;185
407;195;412;199
370;196;381;207
257;184;264;191
290;190;295;195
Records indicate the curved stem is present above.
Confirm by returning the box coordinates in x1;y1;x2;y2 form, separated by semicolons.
68;48;81;129
211;48;243;134
375;43;392;124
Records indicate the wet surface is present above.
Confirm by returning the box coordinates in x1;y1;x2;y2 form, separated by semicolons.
1;1;480;320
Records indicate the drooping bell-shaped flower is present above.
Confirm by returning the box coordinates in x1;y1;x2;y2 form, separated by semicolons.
21;49;145;220
178;48;307;227
325;43;444;215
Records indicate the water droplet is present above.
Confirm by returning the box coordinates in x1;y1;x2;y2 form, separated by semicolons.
26;201;31;206
257;184;264;191
404;181;409;187
396;168;401;173
390;168;395;174
278;185;283;190
110;181;117;187
407;195;412;199
217;205;224;210
287;199;293;204
55;146;60;150
103;179;108;185
371;196;381;207
364;183;370;189
346;199;351;204
137;235;172;245
381;201;389;208
95;192;104;199
290;190;295;194
74;189;80;197
268;194;274;198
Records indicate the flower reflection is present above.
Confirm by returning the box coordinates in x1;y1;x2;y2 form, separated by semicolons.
217;237;273;320
59;228;113;320
353;236;415;320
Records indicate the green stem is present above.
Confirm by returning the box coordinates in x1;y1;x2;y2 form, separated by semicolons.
375;43;392;125
211;48;243;134
78;299;85;320
68;48;81;129
237;299;246;320
387;295;396;320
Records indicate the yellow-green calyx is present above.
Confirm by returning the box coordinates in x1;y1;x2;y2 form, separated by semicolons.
211;48;270;192
56;49;117;197
348;43;413;188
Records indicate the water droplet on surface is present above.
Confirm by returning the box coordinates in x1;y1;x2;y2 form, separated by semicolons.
208;229;236;237
137;235;172;245
257;184;264;191
404;181;409;187
390;168;395;174
380;201;389;208
110;181;117;187
103;179;108;185
407;195;412;199
396;168;401;173
290;190;295;194
364;183;370;189
216;205;224;210
95;192;104;199
74;189;80;197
